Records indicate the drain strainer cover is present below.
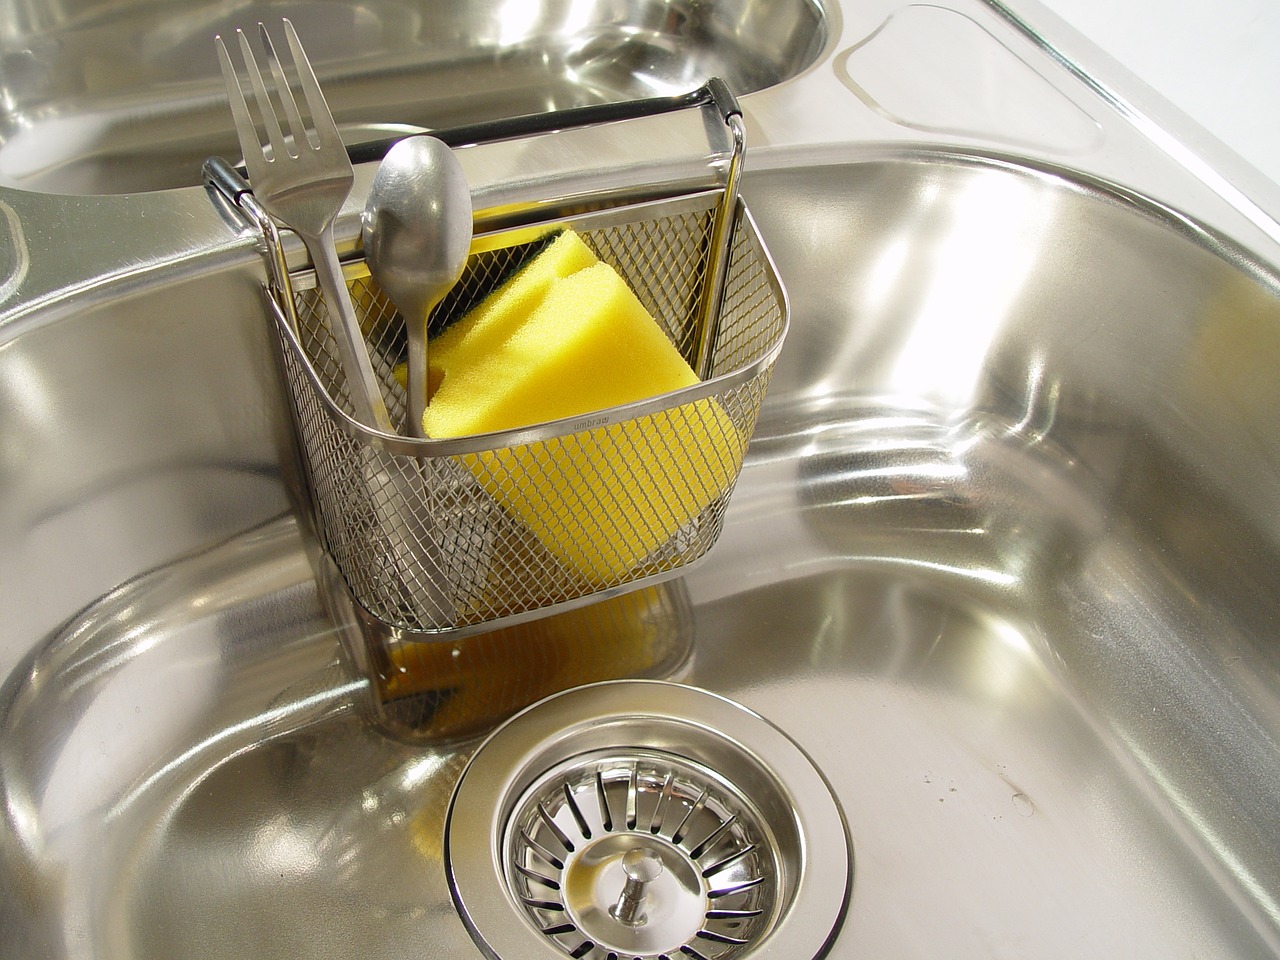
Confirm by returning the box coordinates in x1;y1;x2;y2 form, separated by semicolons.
446;680;850;960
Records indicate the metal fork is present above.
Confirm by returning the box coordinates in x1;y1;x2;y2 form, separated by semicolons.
216;19;393;432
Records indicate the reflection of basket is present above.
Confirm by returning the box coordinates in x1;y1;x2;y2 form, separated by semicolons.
212;83;788;636
358;579;695;742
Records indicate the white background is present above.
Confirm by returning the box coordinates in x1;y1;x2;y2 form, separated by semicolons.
1034;0;1280;186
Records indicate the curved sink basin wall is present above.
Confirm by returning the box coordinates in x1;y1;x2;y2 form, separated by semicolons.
4;1;1280;956
737;157;1280;953
0;0;828;194
3;152;1280;957
0;245;295;655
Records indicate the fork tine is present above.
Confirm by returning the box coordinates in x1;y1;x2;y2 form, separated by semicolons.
238;27;291;162
259;21;314;154
283;17;345;153
215;34;267;180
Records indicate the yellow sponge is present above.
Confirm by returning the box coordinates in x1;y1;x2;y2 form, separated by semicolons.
431;230;599;368
423;234;743;584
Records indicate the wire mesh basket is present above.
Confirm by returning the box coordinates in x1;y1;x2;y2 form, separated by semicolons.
212;83;788;637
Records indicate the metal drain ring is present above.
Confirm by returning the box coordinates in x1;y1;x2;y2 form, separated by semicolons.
446;681;851;960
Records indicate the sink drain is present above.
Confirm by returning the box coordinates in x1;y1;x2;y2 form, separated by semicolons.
507;750;776;957
446;681;850;959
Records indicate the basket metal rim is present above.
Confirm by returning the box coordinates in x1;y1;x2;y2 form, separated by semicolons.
288;190;733;294
269;203;789;459
326;545;715;642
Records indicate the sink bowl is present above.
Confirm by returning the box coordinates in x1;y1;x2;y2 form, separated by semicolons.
0;0;828;194
3;147;1279;957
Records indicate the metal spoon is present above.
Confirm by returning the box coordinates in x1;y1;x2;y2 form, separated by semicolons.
362;135;472;438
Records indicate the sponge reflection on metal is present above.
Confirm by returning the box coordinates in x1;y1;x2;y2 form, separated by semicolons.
349;580;695;743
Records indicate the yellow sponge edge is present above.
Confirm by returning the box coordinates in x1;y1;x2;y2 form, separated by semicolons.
423;232;743;584
431;230;599;369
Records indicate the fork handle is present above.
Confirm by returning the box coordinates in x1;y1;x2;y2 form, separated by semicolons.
305;225;394;432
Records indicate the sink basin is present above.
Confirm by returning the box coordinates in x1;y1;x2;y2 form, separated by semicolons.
3;148;1279;957
0;0;828;194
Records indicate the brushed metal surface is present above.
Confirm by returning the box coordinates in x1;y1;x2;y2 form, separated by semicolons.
3;151;1279;957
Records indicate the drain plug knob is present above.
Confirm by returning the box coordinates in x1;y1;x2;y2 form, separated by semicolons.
610;847;665;926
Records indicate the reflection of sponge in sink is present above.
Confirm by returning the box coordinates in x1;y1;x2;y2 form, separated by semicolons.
380;584;690;742
423;233;744;584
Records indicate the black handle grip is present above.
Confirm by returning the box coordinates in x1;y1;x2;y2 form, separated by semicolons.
202;155;252;201
347;79;737;165
705;77;742;122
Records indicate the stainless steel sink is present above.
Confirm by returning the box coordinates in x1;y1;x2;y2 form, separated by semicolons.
4;0;1280;957
0;0;828;194
4;147;1280;957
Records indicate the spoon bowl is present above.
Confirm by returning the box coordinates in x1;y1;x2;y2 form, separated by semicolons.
363;135;473;437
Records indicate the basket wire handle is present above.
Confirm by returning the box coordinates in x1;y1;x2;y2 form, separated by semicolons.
205;156;301;333
693;78;746;380
204;78;747;372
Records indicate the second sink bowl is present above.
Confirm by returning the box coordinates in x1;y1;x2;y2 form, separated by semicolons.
3;148;1280;958
0;0;829;194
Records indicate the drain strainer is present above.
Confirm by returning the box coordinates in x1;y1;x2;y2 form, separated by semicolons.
507;750;777;957
446;680;850;960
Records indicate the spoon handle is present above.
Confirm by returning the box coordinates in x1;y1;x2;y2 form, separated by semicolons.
406;317;428;439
